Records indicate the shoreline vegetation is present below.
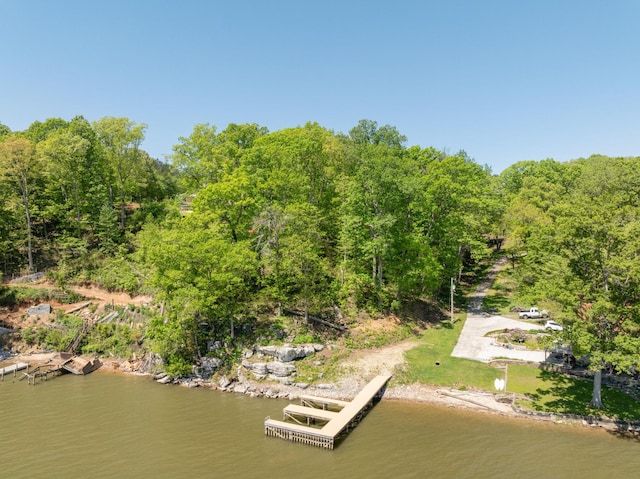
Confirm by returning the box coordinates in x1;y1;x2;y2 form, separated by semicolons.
4;118;640;438
5;324;640;438
6;340;639;435
3;259;640;436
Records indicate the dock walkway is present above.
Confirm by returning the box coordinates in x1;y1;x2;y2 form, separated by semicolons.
0;362;29;378
265;374;391;449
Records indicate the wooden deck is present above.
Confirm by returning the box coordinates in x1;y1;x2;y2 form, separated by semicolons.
299;394;349;411
265;374;391;449
283;404;338;425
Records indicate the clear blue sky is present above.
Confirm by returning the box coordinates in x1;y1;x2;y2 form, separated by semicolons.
1;0;639;173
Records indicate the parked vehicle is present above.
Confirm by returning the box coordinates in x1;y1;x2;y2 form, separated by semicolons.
518;307;549;319
545;320;563;331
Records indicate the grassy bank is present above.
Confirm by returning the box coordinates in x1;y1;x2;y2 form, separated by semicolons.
397;313;640;421
396;317;497;390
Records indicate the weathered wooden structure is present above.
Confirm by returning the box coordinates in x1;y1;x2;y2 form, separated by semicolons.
0;362;29;380
264;374;391;449
9;353;102;385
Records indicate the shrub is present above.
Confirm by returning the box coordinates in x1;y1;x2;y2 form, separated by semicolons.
509;328;526;343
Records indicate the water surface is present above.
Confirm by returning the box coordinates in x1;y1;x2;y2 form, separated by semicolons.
1;371;638;478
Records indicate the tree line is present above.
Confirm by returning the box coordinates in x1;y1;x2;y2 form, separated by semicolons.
499;156;640;407
0;116;176;277
139;120;500;372
0;117;499;373
3;116;640;404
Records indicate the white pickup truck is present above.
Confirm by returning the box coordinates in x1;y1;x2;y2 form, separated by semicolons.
518;307;549;319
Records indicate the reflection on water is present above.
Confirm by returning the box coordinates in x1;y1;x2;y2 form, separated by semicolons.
1;371;639;479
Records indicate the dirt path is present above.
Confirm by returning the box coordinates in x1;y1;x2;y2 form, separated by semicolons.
5;281;152;307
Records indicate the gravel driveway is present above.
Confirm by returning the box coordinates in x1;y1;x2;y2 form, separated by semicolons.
451;258;547;363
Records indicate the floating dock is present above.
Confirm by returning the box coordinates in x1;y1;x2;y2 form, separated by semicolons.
264;374;391;449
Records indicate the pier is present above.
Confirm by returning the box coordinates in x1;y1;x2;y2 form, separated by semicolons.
265;374;391;449
0;362;29;380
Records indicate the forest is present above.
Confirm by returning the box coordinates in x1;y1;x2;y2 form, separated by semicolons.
1;116;640;394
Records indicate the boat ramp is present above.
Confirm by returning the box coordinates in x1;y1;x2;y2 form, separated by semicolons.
264;374;391;449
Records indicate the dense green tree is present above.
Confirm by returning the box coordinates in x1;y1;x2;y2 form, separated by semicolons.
552;157;640;408
138;215;258;373
506;156;640;408
171;123;268;191
191;167;257;244
0;123;10;138
0;136;39;271
24;118;68;143
0;114;515;374
93;117;147;229
38;130;91;237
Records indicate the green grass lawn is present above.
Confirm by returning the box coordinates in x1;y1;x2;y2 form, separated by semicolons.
508;364;640;421
398;316;640;420
396;317;499;391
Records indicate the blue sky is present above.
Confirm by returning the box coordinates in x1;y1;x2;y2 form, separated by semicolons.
1;0;639;173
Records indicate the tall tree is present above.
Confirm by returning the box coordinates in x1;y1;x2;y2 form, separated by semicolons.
38;130;90;237
553;157;640;408
511;156;640;408
0;136;38;271
138;217;257;374
0;123;10;139
93;117;147;229
171;122;268;191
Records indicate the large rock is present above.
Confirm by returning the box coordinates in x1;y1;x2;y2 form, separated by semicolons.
266;361;296;377
243;360;268;376
218;376;233;389
276;347;299;362
195;357;223;378
27;303;51;316
255;344;318;362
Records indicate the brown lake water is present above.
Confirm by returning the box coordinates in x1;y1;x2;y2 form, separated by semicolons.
1;371;639;478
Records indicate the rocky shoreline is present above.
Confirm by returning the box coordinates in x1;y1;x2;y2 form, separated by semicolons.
4;346;638;434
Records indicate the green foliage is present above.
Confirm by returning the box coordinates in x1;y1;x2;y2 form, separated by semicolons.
0;286;51;306
82;323;144;357
500;155;640;408
145;315;196;377
2;116;509;375
20;314;83;351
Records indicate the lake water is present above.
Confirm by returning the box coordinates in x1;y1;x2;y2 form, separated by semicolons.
1;370;639;478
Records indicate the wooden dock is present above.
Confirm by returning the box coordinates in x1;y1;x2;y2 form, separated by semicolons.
265;374;391;449
0;362;29;379
1;353;102;385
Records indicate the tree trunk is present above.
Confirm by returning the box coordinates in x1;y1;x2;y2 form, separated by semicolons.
120;199;126;230
304;296;308;321
590;369;604;409
74;181;81;237
372;255;376;283
21;174;34;272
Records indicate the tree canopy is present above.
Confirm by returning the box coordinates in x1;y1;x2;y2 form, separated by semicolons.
499;155;640;408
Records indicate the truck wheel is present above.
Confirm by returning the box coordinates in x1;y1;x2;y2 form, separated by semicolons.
522;315;528;319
